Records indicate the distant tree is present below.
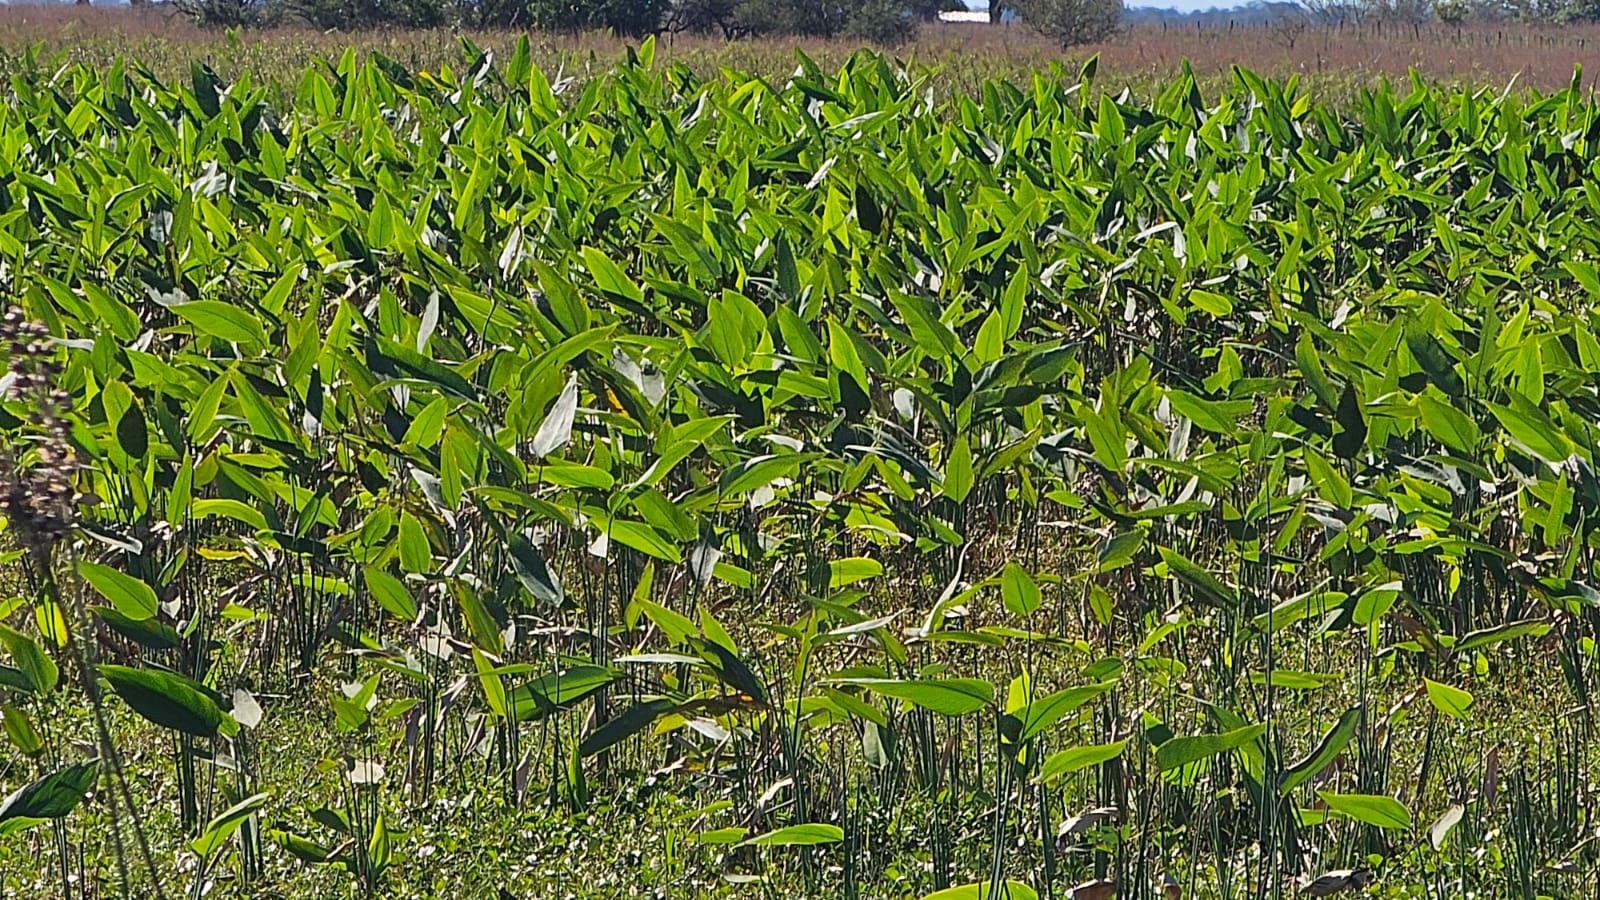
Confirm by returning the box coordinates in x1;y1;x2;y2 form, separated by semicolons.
843;0;920;43
177;0;282;27
281;0;443;27
1014;0;1123;45
667;0;743;35
1300;0;1368;24
524;0;671;33
1554;0;1600;20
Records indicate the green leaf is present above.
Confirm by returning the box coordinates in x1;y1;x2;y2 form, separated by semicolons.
943;435;974;503
1456;620;1551;652
890;292;958;357
507;535;563;607
1157;547;1239;607
828;557;884;589
115;399;149;459
581;246;644;304
1036;740;1127;783
1018;682;1118;742
362;568;418;621
1189;289;1234;317
0;760;98;834
1406;329;1464;398
1155;723;1265;771
1423;678;1473;720
1;705;42;755
738;824;844;847
509;665;618;720
190;792;270;859
1248;670;1338;690
1279;707;1360;795
1416;395;1478;455
605;519;680;562
921;881;1039;900
0;626;57;695
91;607;181;650
1352;581;1402;626
1486;399;1571;463
691;636;767;705
687;826;748;844
719;454;802;498
1332;381;1366;460
831;678;994;717
366;336;479;402
579;698;677;758
267;829;333;863
168;300;266;345
1296;334;1338;409
1000;563;1042;617
636;599;697;644
1166;389;1249;434
1318;792;1412;829
78;561;159;620
100;665;229;738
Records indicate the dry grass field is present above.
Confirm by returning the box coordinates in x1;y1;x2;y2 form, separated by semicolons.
1;5;1598;96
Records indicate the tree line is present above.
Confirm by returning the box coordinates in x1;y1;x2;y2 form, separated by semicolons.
175;0;1127;47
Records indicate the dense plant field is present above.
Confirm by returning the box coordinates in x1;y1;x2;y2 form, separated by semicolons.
2;38;1600;898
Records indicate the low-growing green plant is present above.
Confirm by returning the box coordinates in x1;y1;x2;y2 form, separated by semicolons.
0;36;1599;900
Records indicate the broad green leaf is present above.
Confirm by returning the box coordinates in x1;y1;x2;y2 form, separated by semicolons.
1018;682;1118;742
100;665;231;738
581;246;644;304
1486;399;1570;463
636;599;697;644
1;705;43;755
1318;792;1412;829
1157;547;1238;607
828;557;883;589
687;826;748;844
719;455;802;498
1156;723;1265;771
1352;581;1402;626
78;561;159;620
168;300;266;345
943;435;974;503
1423;678;1473;720
0;626;57;696
91;607;181;650
190;792;270;859
1036;740;1127;783
739;824;843;847
831;678;994;717
1416;395;1478;454
1332;381;1366;460
1279;706;1361;795
0;760;98;834
1166;389;1248;434
362;568;418;621
579;698;677;758
921;881;1039;900
1000;563;1042;617
510;665;618;720
1456;620;1551;652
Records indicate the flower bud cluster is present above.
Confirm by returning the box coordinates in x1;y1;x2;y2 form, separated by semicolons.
1;306;82;556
